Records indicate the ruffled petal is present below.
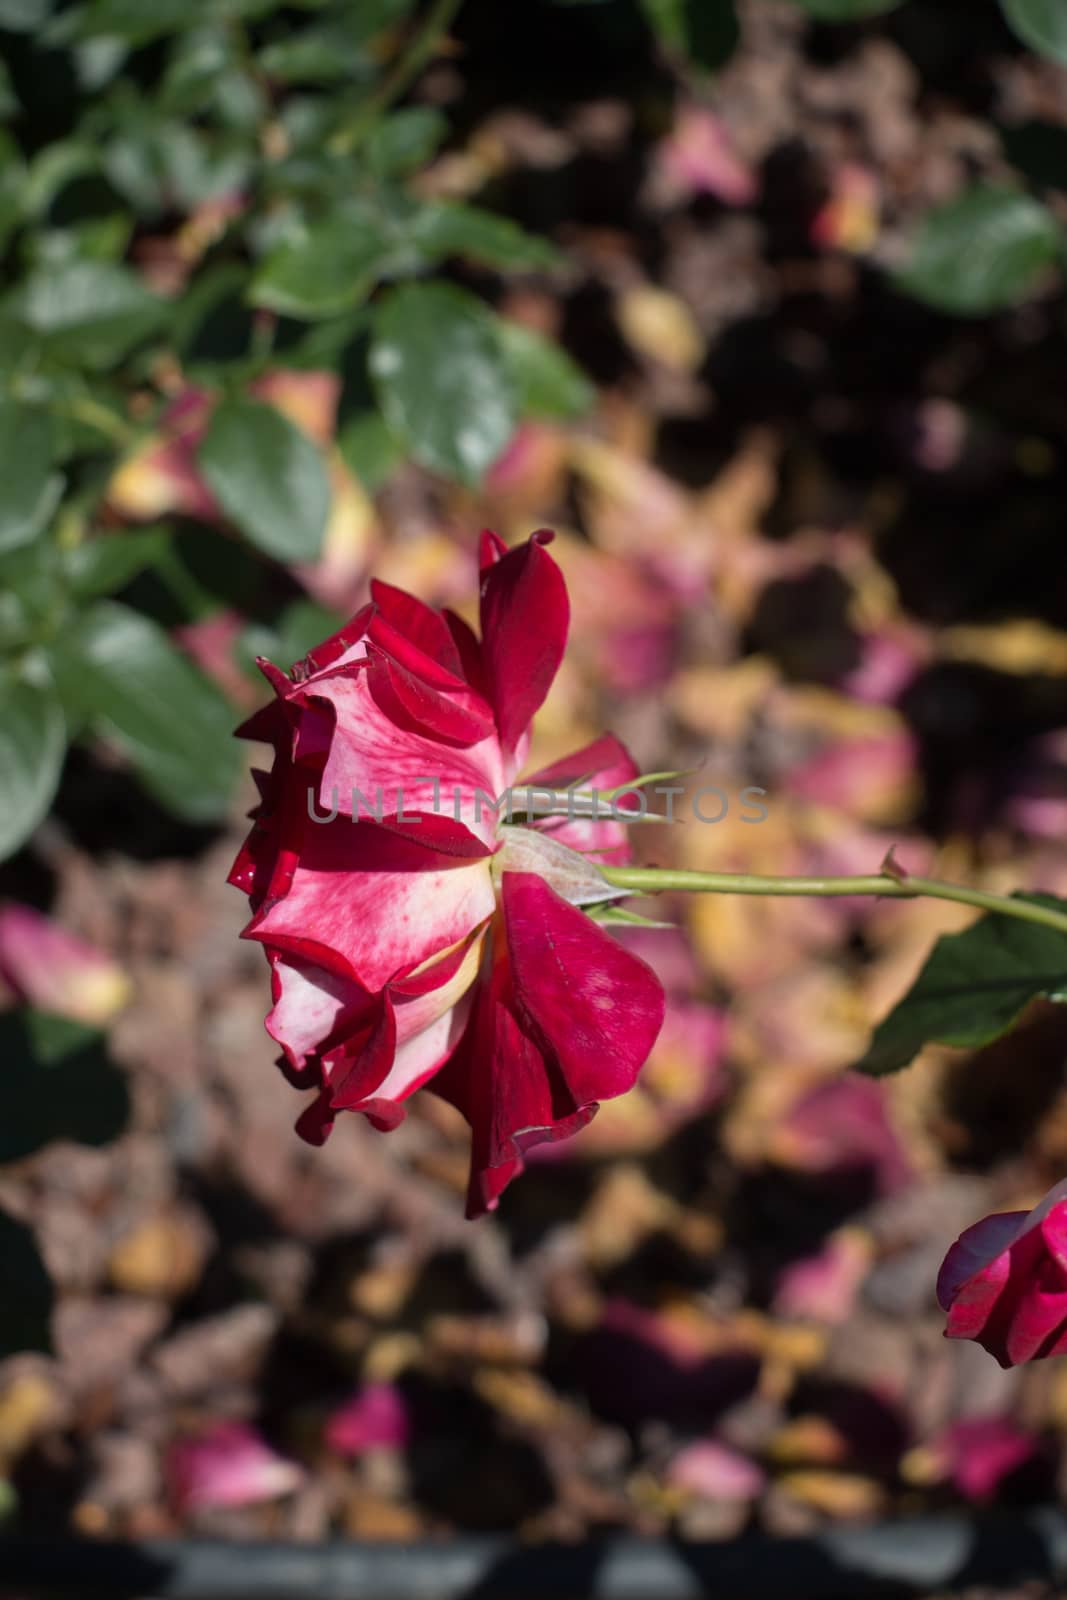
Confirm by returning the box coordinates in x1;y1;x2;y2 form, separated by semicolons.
266;952;374;1074
431;936;596;1217
370;985;477;1115
370;578;464;676
503;871;665;1107
305;669;506;851
444;609;488;697
296;605;373;676
247;819;495;991
364;630;496;745
434;880;664;1217
478;529;569;755
936;1211;1027;1313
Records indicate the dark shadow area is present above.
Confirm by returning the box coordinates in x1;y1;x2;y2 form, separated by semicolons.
3;1513;1067;1598
51;747;223;863
938;1001;1067;1171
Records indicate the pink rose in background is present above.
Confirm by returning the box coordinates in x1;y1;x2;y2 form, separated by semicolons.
230;530;664;1216
937;1179;1067;1367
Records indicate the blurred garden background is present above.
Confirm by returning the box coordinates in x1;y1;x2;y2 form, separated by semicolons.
3;0;1067;1581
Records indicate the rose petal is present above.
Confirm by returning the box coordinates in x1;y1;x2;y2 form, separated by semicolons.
0;903;131;1025
503;871;666;1109
247;820;494;991
166;1422;304;1513
478;528;568;755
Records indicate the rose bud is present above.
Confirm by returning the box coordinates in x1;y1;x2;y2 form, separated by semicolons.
230;529;664;1216
937;1179;1067;1367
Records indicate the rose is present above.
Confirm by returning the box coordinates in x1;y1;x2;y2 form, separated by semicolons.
230;529;664;1216
937;1179;1067;1367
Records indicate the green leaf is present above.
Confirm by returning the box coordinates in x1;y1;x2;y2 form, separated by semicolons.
48;601;239;822
198;396;330;561
10;260;164;368
21;139;100;219
364;107;448;177
0;1209;52;1358
337;410;402;492
250;215;393;319
62;0;194;44
1001;0;1067;62
250;197;558;322
61;528;169;600
257;24;374;83
0;0;52;31
496;319;595;419
0;1010;129;1165
0;399;58;554
0;677;65;862
0;538;62;635
856;896;1067;1076
370;283;518;486
640;0;739;70
896;185;1063;315
788;0;902;15
409;203;562;270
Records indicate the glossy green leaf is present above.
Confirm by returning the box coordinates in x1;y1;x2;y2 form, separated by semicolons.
48;601;239;822
250;216;393;319
21;139;100;219
11;260;164;368
640;0;739;70
409;203;562;270
1001;0;1067;63
251;198;558;321
856;896;1067;1076
0;1209;52;1358
257;25;374;83
0;538;61;634
0;0;52;30
337;410;403;493
61;528;169;600
896;186;1062;315
370;283;518;486
0;399;57;553
364;107;448;176
63;0;195;44
0;677;65;862
198;395;330;561
496;319;595;419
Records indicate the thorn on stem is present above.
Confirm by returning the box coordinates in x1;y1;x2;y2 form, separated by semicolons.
880;846;908;884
